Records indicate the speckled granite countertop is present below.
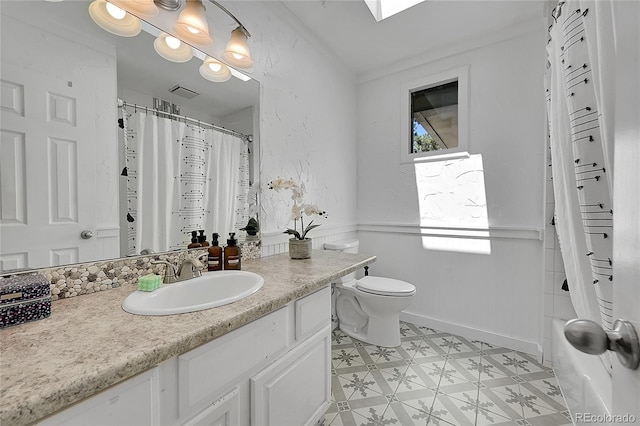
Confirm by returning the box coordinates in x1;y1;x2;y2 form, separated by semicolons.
0;251;375;426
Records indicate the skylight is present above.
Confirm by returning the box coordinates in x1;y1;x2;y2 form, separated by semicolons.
363;0;427;22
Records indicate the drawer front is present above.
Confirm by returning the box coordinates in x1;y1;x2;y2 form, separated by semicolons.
38;368;160;426
295;286;331;341
178;307;289;418
182;387;240;426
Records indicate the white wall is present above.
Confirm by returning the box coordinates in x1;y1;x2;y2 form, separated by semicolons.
115;1;360;254
117;86;221;124
230;2;360;252
220;107;255;141
356;29;548;355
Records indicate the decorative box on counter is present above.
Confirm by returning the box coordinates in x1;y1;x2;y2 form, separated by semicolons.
0;274;51;329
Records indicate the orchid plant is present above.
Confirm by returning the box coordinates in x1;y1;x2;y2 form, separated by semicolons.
268;178;327;240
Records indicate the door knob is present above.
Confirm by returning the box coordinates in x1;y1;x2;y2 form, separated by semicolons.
564;319;640;370
80;230;93;239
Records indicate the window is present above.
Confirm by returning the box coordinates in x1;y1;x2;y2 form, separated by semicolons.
363;0;428;22
412;81;458;153
401;66;469;163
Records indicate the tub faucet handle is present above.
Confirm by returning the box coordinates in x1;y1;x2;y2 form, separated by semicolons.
564;318;640;370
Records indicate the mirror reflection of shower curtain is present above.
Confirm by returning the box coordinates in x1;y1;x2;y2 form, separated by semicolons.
546;0;616;369
123;109;249;254
204;130;245;246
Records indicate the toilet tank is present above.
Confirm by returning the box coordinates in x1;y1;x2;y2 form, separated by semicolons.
324;240;359;283
324;240;359;254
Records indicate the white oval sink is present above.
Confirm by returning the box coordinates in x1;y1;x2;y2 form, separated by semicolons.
122;271;264;316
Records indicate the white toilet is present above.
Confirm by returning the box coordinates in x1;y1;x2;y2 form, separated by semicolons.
324;240;416;348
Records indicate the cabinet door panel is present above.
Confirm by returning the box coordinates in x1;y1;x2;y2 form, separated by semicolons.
179;307;289;418
251;327;331;426
295;287;330;341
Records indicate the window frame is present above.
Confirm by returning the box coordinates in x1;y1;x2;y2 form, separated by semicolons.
400;66;469;164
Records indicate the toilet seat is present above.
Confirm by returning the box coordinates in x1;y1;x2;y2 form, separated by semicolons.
354;276;416;297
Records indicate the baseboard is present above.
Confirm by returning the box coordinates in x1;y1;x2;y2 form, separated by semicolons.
400;311;542;358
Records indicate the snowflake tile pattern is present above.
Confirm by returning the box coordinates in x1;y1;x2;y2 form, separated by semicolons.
325;323;571;426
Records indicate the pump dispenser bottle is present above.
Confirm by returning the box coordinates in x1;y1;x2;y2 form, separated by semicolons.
223;233;241;270
207;233;223;271
187;231;202;248
198;230;209;247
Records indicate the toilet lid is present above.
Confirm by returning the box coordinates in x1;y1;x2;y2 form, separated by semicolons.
355;276;416;296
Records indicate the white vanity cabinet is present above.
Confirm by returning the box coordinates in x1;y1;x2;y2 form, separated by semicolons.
37;368;161;425
38;286;331;426
251;329;331;426
180;387;241;426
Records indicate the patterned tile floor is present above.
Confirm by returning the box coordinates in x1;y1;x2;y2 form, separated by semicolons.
325;322;572;426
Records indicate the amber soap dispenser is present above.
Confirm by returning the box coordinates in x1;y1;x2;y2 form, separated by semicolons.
187;231;201;248
223;233;241;270
208;233;223;271
198;230;209;247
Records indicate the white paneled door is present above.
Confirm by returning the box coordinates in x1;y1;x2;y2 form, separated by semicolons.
0;64;96;270
0;16;111;271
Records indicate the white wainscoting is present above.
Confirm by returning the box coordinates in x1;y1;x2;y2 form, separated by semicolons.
260;224;358;257
357;223;544;359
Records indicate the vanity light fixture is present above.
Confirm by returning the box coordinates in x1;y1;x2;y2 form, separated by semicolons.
223;26;252;69
87;0;253;80
175;0;213;46
88;0;142;37
199;56;231;82
154;32;194;62
155;0;182;11
110;0;159;17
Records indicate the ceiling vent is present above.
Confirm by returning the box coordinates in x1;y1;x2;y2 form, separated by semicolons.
169;84;199;99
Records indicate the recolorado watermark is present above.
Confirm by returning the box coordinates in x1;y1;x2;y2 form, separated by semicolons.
574;413;637;423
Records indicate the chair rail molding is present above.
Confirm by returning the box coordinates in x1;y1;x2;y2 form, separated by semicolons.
357;222;543;241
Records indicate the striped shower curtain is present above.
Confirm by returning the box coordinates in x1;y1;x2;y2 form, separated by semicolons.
122;108;249;255
545;0;616;369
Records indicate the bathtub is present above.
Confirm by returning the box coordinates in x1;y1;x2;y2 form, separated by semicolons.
552;319;612;424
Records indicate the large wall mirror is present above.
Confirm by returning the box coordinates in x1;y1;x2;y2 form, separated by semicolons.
0;1;260;273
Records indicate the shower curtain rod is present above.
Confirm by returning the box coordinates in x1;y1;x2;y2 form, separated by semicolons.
119;99;252;142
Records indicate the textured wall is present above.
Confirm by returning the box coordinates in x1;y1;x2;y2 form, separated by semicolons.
230;2;359;242
356;30;548;354
357;32;546;229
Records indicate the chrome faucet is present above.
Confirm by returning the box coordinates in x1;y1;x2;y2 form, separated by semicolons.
196;253;209;270
150;260;178;284
177;258;204;281
150;257;205;283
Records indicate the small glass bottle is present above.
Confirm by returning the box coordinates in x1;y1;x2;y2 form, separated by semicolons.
187;230;201;248
198;230;210;247
223;233;241;270
207;233;223;271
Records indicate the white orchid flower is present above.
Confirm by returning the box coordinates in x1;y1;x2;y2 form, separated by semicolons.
290;186;304;201
303;204;322;216
269;178;297;191
290;204;303;220
269;177;328;240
